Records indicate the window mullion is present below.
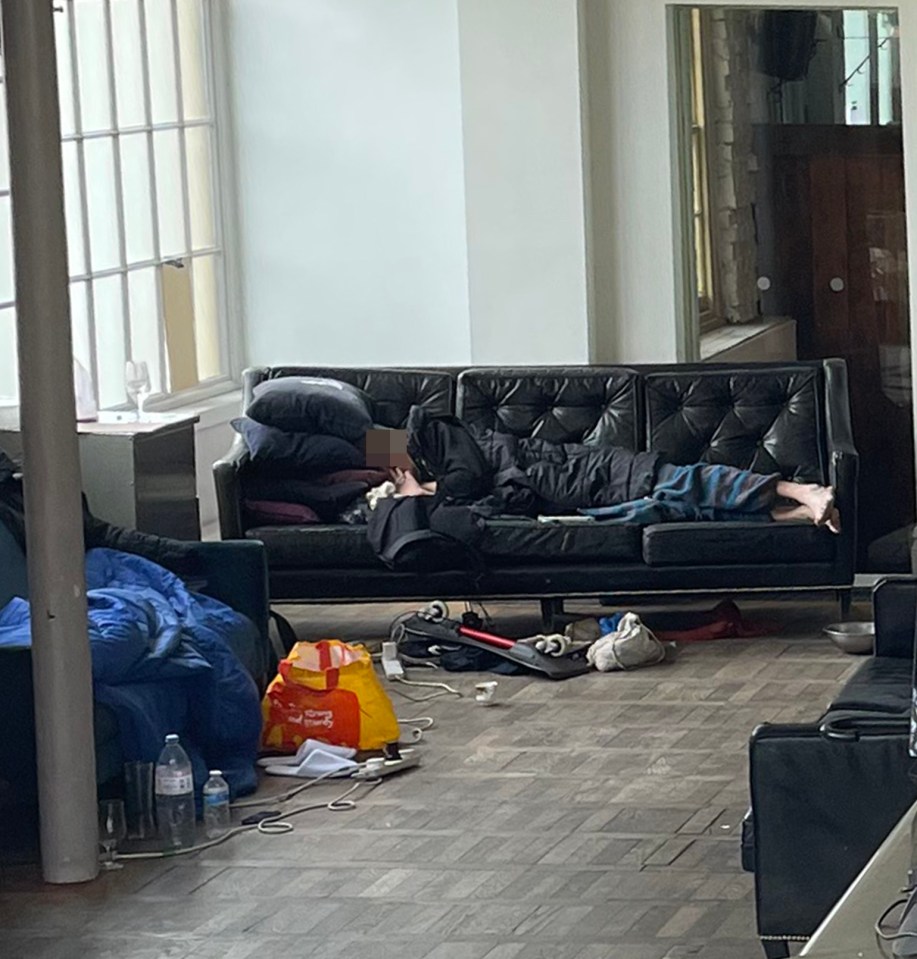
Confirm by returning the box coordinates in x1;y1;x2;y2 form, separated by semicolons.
61;117;214;145
201;0;232;379
171;0;195;263
137;0;170;393
66;0;101;406
102;0;133;369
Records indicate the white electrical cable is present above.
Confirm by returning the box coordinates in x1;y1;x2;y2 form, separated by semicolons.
393;675;462;696
116;779;377;861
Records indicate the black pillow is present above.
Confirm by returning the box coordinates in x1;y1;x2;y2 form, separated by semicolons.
246;377;374;441
243;477;369;522
232;418;365;475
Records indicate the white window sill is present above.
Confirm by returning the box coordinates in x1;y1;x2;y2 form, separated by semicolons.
700;316;796;361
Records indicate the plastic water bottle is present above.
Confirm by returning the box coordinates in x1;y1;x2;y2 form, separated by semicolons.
155;733;196;850
202;770;231;839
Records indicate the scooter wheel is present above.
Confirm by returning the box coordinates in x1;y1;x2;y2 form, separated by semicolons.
425;600;448;623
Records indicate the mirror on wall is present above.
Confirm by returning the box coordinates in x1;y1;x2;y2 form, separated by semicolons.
676;6;912;572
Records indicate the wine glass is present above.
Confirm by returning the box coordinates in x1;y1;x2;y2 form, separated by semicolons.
98;799;127;870
125;360;151;419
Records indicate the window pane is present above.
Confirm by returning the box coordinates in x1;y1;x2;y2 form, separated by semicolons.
74;0;113;133
84;137;121;271
0;308;17;402
54;4;77;137
186;126;215;250
110;0;146;128
69;281;93;377
145;0;179;124
192;254;221;379
93;275;127;408
120;134;155;263
127;268;163;393
177;0;208;121
61;142;87;277
153;129;186;257
0;199;14;305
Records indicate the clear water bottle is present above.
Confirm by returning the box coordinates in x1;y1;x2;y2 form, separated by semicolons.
202;770;231;839
154;733;196;850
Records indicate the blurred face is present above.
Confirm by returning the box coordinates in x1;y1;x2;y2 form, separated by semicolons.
363;428;414;472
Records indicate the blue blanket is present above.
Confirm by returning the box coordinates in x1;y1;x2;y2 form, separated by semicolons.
0;548;263;799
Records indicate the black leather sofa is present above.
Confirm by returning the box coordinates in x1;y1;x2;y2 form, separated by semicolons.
215;360;858;621
742;577;917;957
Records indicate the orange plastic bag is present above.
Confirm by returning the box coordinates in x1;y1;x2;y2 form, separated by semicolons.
261;640;399;752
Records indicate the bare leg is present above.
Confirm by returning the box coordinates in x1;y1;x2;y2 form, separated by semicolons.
774;481;840;534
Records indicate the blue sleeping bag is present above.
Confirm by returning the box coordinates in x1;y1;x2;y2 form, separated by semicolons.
0;548;263;799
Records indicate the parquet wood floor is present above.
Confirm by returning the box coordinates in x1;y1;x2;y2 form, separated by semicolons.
0;597;865;959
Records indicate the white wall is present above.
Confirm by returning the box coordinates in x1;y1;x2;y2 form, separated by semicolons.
457;0;591;365
223;0;472;368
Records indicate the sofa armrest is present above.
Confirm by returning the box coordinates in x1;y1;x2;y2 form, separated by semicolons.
178;539;271;687
98;532;271;686
823;359;859;582
873;576;917;658
748;718;916;940
213;434;250;540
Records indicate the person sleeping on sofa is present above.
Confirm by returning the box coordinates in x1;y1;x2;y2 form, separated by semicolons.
382;408;841;533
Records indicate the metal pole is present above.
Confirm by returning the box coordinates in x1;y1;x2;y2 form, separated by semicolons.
2;0;98;883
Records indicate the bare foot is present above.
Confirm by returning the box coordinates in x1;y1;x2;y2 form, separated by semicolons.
797;484;836;527
825;506;841;535
772;504;811;523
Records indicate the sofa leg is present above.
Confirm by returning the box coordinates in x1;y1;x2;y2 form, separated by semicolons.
837;589;853;620
541;598;565;633
761;941;790;959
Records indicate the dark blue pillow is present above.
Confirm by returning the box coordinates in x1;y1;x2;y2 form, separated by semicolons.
246;377;374;441
232;418;365;475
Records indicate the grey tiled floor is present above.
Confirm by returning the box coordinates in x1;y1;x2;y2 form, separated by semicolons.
0;597;864;959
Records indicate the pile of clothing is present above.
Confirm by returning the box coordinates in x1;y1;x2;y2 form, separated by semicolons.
234;376;390;526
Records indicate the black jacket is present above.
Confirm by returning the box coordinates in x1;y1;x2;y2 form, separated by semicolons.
406;408;660;515
0;450;202;576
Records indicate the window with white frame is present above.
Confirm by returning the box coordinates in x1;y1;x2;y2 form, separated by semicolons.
0;0;228;409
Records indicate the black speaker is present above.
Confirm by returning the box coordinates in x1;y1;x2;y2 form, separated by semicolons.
759;11;819;82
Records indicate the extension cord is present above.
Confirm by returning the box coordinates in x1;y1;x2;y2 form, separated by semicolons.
351;749;421;780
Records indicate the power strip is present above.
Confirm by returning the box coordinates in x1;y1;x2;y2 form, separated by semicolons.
381;641;405;679
352;750;421;780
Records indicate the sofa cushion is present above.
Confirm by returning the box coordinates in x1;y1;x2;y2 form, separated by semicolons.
457;368;641;446
242;477;369;522
644;366;826;484
642;521;835;566
246;525;380;569
829;657;912;714
479;518;642;564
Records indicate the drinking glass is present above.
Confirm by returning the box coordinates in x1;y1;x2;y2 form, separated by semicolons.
123;761;156;840
98;798;127;870
124;360;151;418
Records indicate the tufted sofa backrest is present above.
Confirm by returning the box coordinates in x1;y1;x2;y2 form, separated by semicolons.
457;368;643;447
242;367;456;429
242;362;833;485
641;364;827;484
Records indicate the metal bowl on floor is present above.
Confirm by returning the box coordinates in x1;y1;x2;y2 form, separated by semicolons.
823;621;875;655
